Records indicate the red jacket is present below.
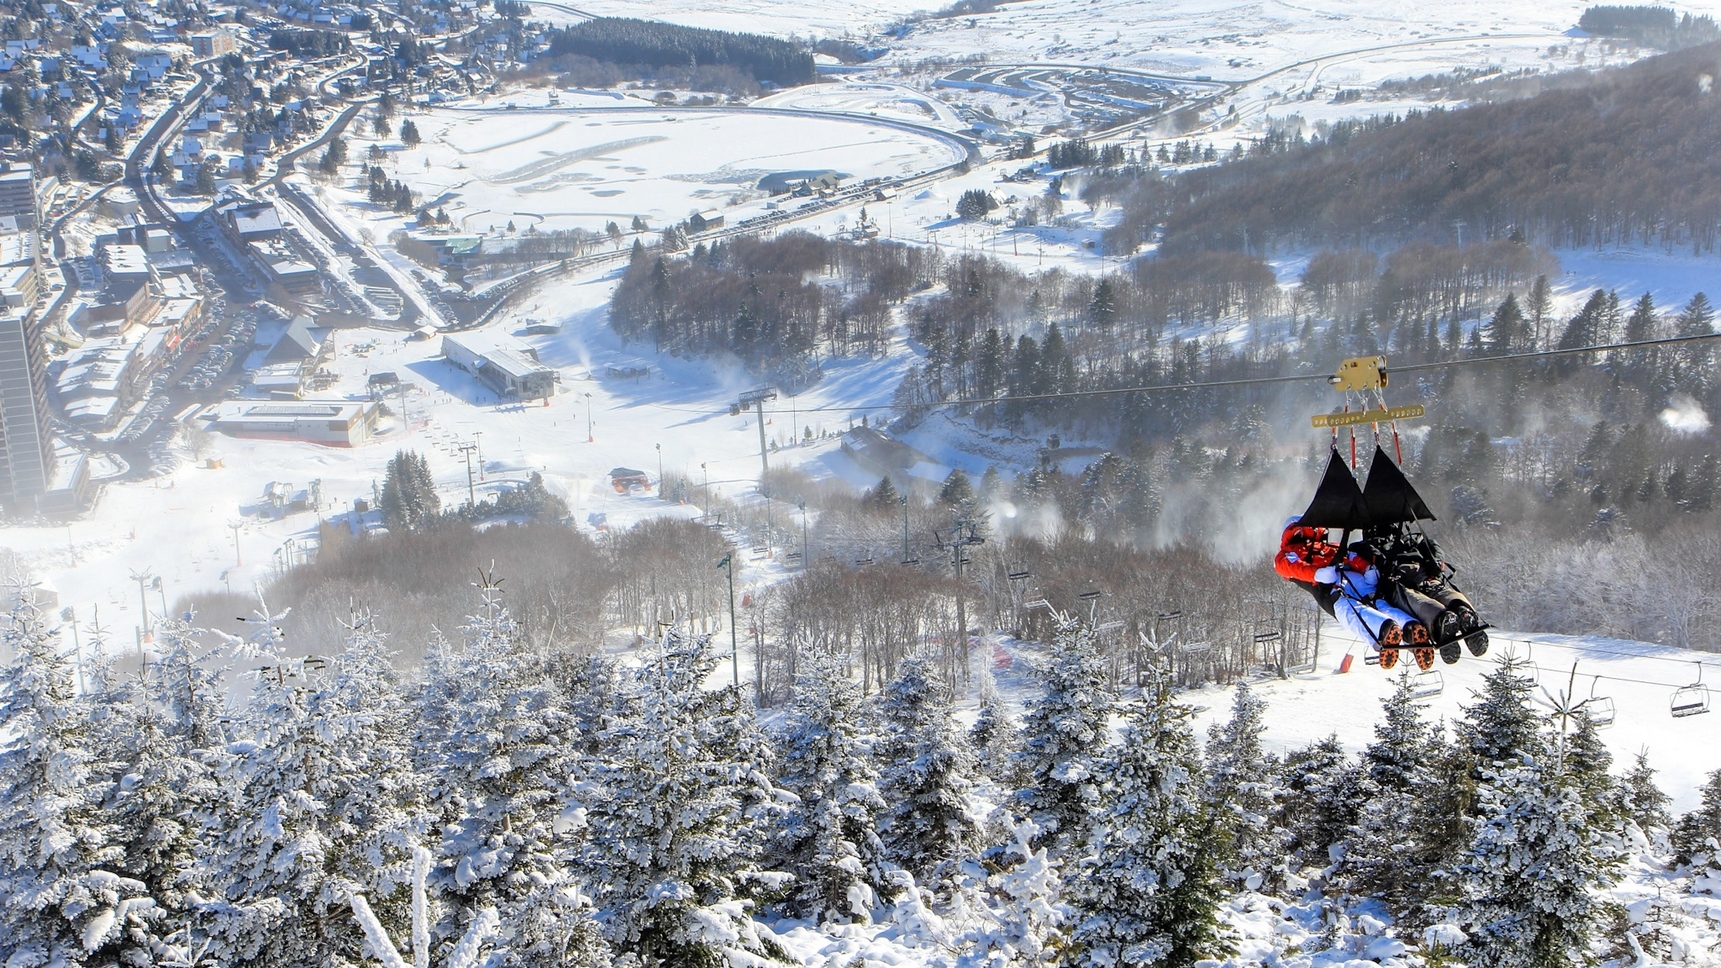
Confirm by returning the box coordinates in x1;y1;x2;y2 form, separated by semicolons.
1275;524;1338;584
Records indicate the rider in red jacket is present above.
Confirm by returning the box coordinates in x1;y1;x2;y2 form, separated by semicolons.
1275;518;1428;667
1275;521;1340;586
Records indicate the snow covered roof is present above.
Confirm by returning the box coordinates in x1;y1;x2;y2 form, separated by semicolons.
264;316;323;362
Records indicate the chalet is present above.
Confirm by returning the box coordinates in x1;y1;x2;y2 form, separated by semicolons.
264;315;328;365
840;426;952;495
758;170;844;195
442;332;558;400
688;210;724;232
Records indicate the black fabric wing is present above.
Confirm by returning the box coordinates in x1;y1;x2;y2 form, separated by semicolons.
1298;449;1369;528
1361;446;1436;524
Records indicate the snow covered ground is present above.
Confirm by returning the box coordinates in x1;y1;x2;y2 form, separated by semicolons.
1177;630;1718;812
322;103;966;241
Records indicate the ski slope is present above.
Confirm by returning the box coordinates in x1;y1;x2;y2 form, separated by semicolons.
1179;630;1719;812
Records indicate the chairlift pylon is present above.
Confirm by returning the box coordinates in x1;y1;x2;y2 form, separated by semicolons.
1671;662;1711;719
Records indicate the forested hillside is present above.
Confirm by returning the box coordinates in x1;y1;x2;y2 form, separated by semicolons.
1578;4;1720;48
545;17;815;87
5;591;1717;967
1102;41;1721;255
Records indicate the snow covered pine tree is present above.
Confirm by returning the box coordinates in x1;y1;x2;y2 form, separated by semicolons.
1069;664;1227;967
773;646;892;924
1011;617;1109;855
0;599;158;966
877;655;980;886
588;630;788;966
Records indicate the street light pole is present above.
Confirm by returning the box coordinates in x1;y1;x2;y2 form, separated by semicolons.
717;554;738;687
656;443;663;495
585;392;593;442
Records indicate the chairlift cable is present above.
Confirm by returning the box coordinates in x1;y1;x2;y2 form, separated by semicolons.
638;331;1721;416
1502;636;1714;670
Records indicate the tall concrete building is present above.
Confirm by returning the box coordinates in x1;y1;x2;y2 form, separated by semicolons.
0;191;51;513
0;165;37;229
0;304;52;511
190;29;238;58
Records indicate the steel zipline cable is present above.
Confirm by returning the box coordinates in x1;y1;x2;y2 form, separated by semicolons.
638;330;1721;416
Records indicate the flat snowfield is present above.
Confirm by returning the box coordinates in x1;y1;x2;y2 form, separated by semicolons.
573;0;1721;73
350;107;965;236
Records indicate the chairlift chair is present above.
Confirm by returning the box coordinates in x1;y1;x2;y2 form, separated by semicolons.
1584;676;1616;728
1671;662;1711;719
1410;669;1444;700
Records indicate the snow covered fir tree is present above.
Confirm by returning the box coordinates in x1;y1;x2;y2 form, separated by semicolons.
1;586;1718;967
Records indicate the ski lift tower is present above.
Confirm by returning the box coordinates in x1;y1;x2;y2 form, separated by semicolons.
731;387;778;482
935;510;988;682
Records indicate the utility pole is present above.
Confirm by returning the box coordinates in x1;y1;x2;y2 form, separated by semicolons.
717;553;738;687
731;387;777;481
458;441;478;506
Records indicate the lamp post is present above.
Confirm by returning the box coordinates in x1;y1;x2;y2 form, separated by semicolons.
229;521;243;566
717;553;738;687
701;462;709;519
799;500;809;570
584;392;593;442
656;443;663;495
